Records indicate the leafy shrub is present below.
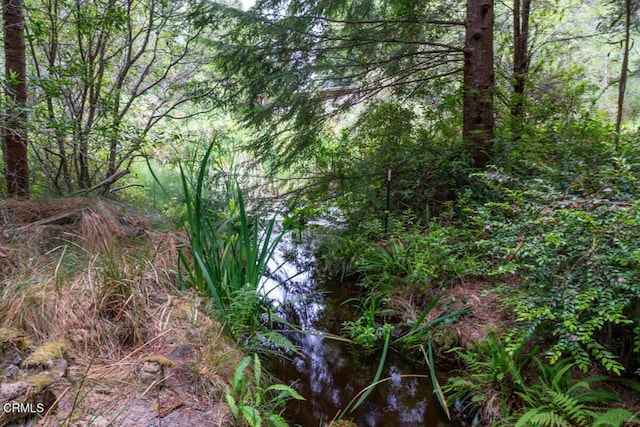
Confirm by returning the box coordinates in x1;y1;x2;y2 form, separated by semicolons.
495;116;614;189
473;171;640;373
351;223;479;294
444;332;531;424
353;239;417;291
226;354;304;427
342;294;394;349
445;333;639;427
315;232;370;280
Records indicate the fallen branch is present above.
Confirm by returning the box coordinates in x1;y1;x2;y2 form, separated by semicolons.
109;183;145;194
507;234;526;261
71;170;129;196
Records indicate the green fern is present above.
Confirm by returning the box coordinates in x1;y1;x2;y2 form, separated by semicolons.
516;408;573;427
592;408;637;427
515;390;590;427
226;354;305;427
514;359;625;427
443;332;531;423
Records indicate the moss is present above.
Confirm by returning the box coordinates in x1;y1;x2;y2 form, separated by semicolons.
0;328;32;351
23;341;66;368
433;327;461;350
0;328;21;342
326;421;358;427
26;373;54;392
143;355;175;367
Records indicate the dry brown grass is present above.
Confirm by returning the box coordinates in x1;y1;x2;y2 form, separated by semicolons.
389;279;512;353
0;197;240;426
0;197;150;257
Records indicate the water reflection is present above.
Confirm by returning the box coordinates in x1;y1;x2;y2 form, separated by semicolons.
264;229;458;426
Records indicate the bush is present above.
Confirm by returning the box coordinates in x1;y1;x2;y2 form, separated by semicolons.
473;169;640;374
176;144;287;345
351;222;480;294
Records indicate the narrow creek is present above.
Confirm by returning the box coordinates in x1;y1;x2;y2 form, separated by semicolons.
261;226;460;426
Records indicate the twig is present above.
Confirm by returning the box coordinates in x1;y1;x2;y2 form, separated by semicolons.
71;169;129;195
109;183;145;193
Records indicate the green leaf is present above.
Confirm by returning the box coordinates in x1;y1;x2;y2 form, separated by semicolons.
233;356;252;391
225;393;239;418
241;405;262;427
422;339;450;420
267;413;290;427
254;353;261;388
592;408;635;427
349;327;391;413
515;408;541;427
266;383;305;400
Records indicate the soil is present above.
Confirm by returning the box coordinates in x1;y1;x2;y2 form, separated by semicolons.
439;279;512;349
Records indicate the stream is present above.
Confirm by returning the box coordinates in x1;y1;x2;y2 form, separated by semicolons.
261;226;459;426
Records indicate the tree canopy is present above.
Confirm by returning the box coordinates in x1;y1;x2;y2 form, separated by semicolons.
195;0;471;164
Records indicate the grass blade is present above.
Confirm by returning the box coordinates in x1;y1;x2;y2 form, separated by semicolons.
349;327;391;413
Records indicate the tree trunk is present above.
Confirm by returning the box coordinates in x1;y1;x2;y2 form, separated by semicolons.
512;0;531;121
614;0;631;151
3;0;29;197
463;0;494;169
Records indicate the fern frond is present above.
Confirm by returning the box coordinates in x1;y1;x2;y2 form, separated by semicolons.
548;389;588;425
592;408;635;427
517;408;573;427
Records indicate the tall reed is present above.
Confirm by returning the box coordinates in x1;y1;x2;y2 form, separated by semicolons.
174;143;284;340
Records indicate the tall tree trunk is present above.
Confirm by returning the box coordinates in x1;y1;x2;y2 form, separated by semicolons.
463;0;494;169
3;0;29;197
512;0;531;121
614;0;631;151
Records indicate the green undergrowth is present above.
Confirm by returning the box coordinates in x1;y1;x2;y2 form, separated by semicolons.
226;354;304;427
150;142;295;354
472;166;640;375
313;148;640;424
444;334;640;426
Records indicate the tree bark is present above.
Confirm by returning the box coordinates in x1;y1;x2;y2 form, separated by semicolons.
614;0;631;151
463;0;494;169
512;0;531;120
3;0;29;197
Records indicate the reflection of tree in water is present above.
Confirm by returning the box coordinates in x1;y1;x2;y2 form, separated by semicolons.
265;231;454;426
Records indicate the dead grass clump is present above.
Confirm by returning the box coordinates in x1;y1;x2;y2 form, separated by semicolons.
0;197;150;260
0;283;57;342
389;280;512;352
148;230;186;289
441;281;511;348
40;291;238;426
0;197;61;225
0;210;158;356
78;203;126;251
91;251;150;348
0;244;20;277
0;197;241;426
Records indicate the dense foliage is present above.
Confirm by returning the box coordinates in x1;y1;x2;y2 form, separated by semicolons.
2;0;640;425
475;167;640;375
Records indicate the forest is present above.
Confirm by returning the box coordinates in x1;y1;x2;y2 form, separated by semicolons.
0;0;639;426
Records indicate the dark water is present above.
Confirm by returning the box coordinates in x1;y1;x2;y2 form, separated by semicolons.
262;233;458;427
